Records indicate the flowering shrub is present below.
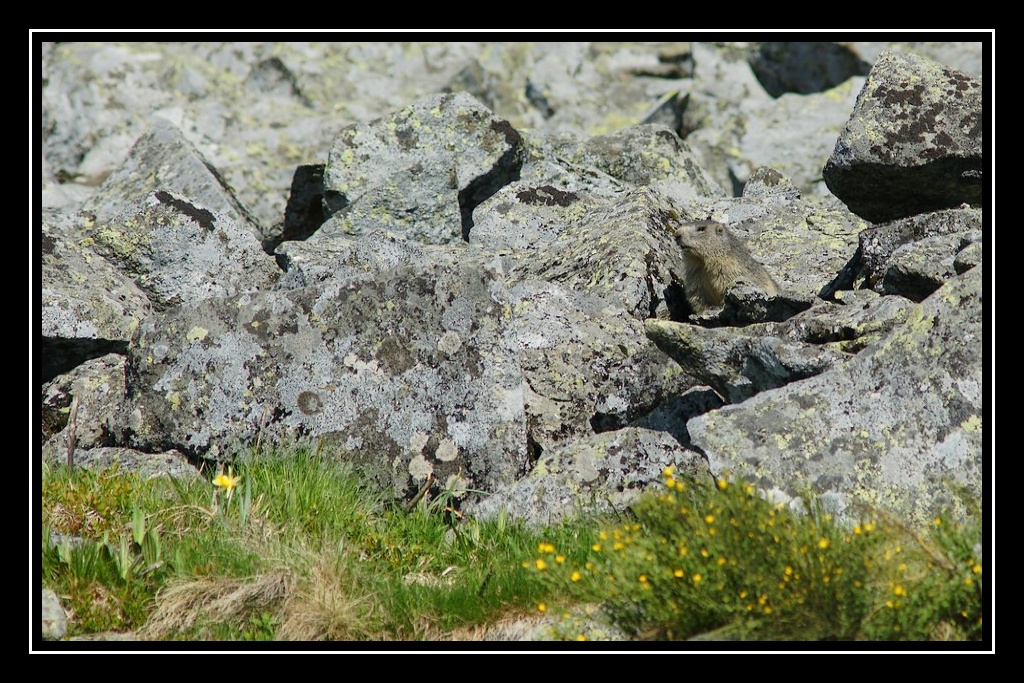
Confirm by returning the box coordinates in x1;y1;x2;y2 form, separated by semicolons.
526;469;984;641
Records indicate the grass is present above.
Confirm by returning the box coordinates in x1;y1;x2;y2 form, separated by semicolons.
40;445;986;643
40;443;591;641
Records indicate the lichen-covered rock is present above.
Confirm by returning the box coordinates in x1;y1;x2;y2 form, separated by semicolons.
509;280;698;455
276;229;444;290
565;123;726;204
646;319;848;403
858;207;982;300
470;180;609;253
468;427;709;526
687;264;983;527
322;91;526;243
506;186;692;321
41;210;150;382
57;447;203;481
85;190;280;311
82;117;264;238
42;354;128;461
116;256;528;502
682;42;864;198
823;50;983;222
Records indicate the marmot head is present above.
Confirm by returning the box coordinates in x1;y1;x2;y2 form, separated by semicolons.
671;219;730;259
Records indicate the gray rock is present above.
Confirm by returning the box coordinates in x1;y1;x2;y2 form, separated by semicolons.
566;123;726;204
687;264;983;527
507;186;693;321
823;50;983;222
849;41;984;76
645;318;848;403
57;447;203;482
857;207;982;300
469;427;709;527
275;229;440;290
741;166;801;203
41;588;67;641
85;190;280;311
682;42;863;198
749;42;870;97
470;180;609;252
508;279;699;454
322;91;526;243
760;290;918;354
82;118;264;239
42;354;128;461
879;232;974;302
116;256;528;502
41;210;150;382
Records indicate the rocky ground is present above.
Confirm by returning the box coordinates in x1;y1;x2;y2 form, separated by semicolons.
36;38;988;644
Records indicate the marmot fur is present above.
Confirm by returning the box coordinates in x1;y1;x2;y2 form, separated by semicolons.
673;219;779;312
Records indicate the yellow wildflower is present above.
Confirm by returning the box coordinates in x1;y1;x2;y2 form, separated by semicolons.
818;538;830;550
536;558;547;570
213;468;241;498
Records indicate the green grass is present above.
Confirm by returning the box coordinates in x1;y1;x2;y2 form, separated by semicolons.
40;446;986;643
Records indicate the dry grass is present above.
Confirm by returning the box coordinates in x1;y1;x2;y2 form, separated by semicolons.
142;569;295;640
276;553;382;641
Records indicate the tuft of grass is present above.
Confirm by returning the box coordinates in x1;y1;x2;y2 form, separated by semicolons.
526;468;985;641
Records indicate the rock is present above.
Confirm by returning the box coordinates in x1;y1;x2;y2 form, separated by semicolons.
41;588;67;641
687;265;983;527
322;91;526;243
823;50;983;222
469;427;708;527
41;210;149;382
